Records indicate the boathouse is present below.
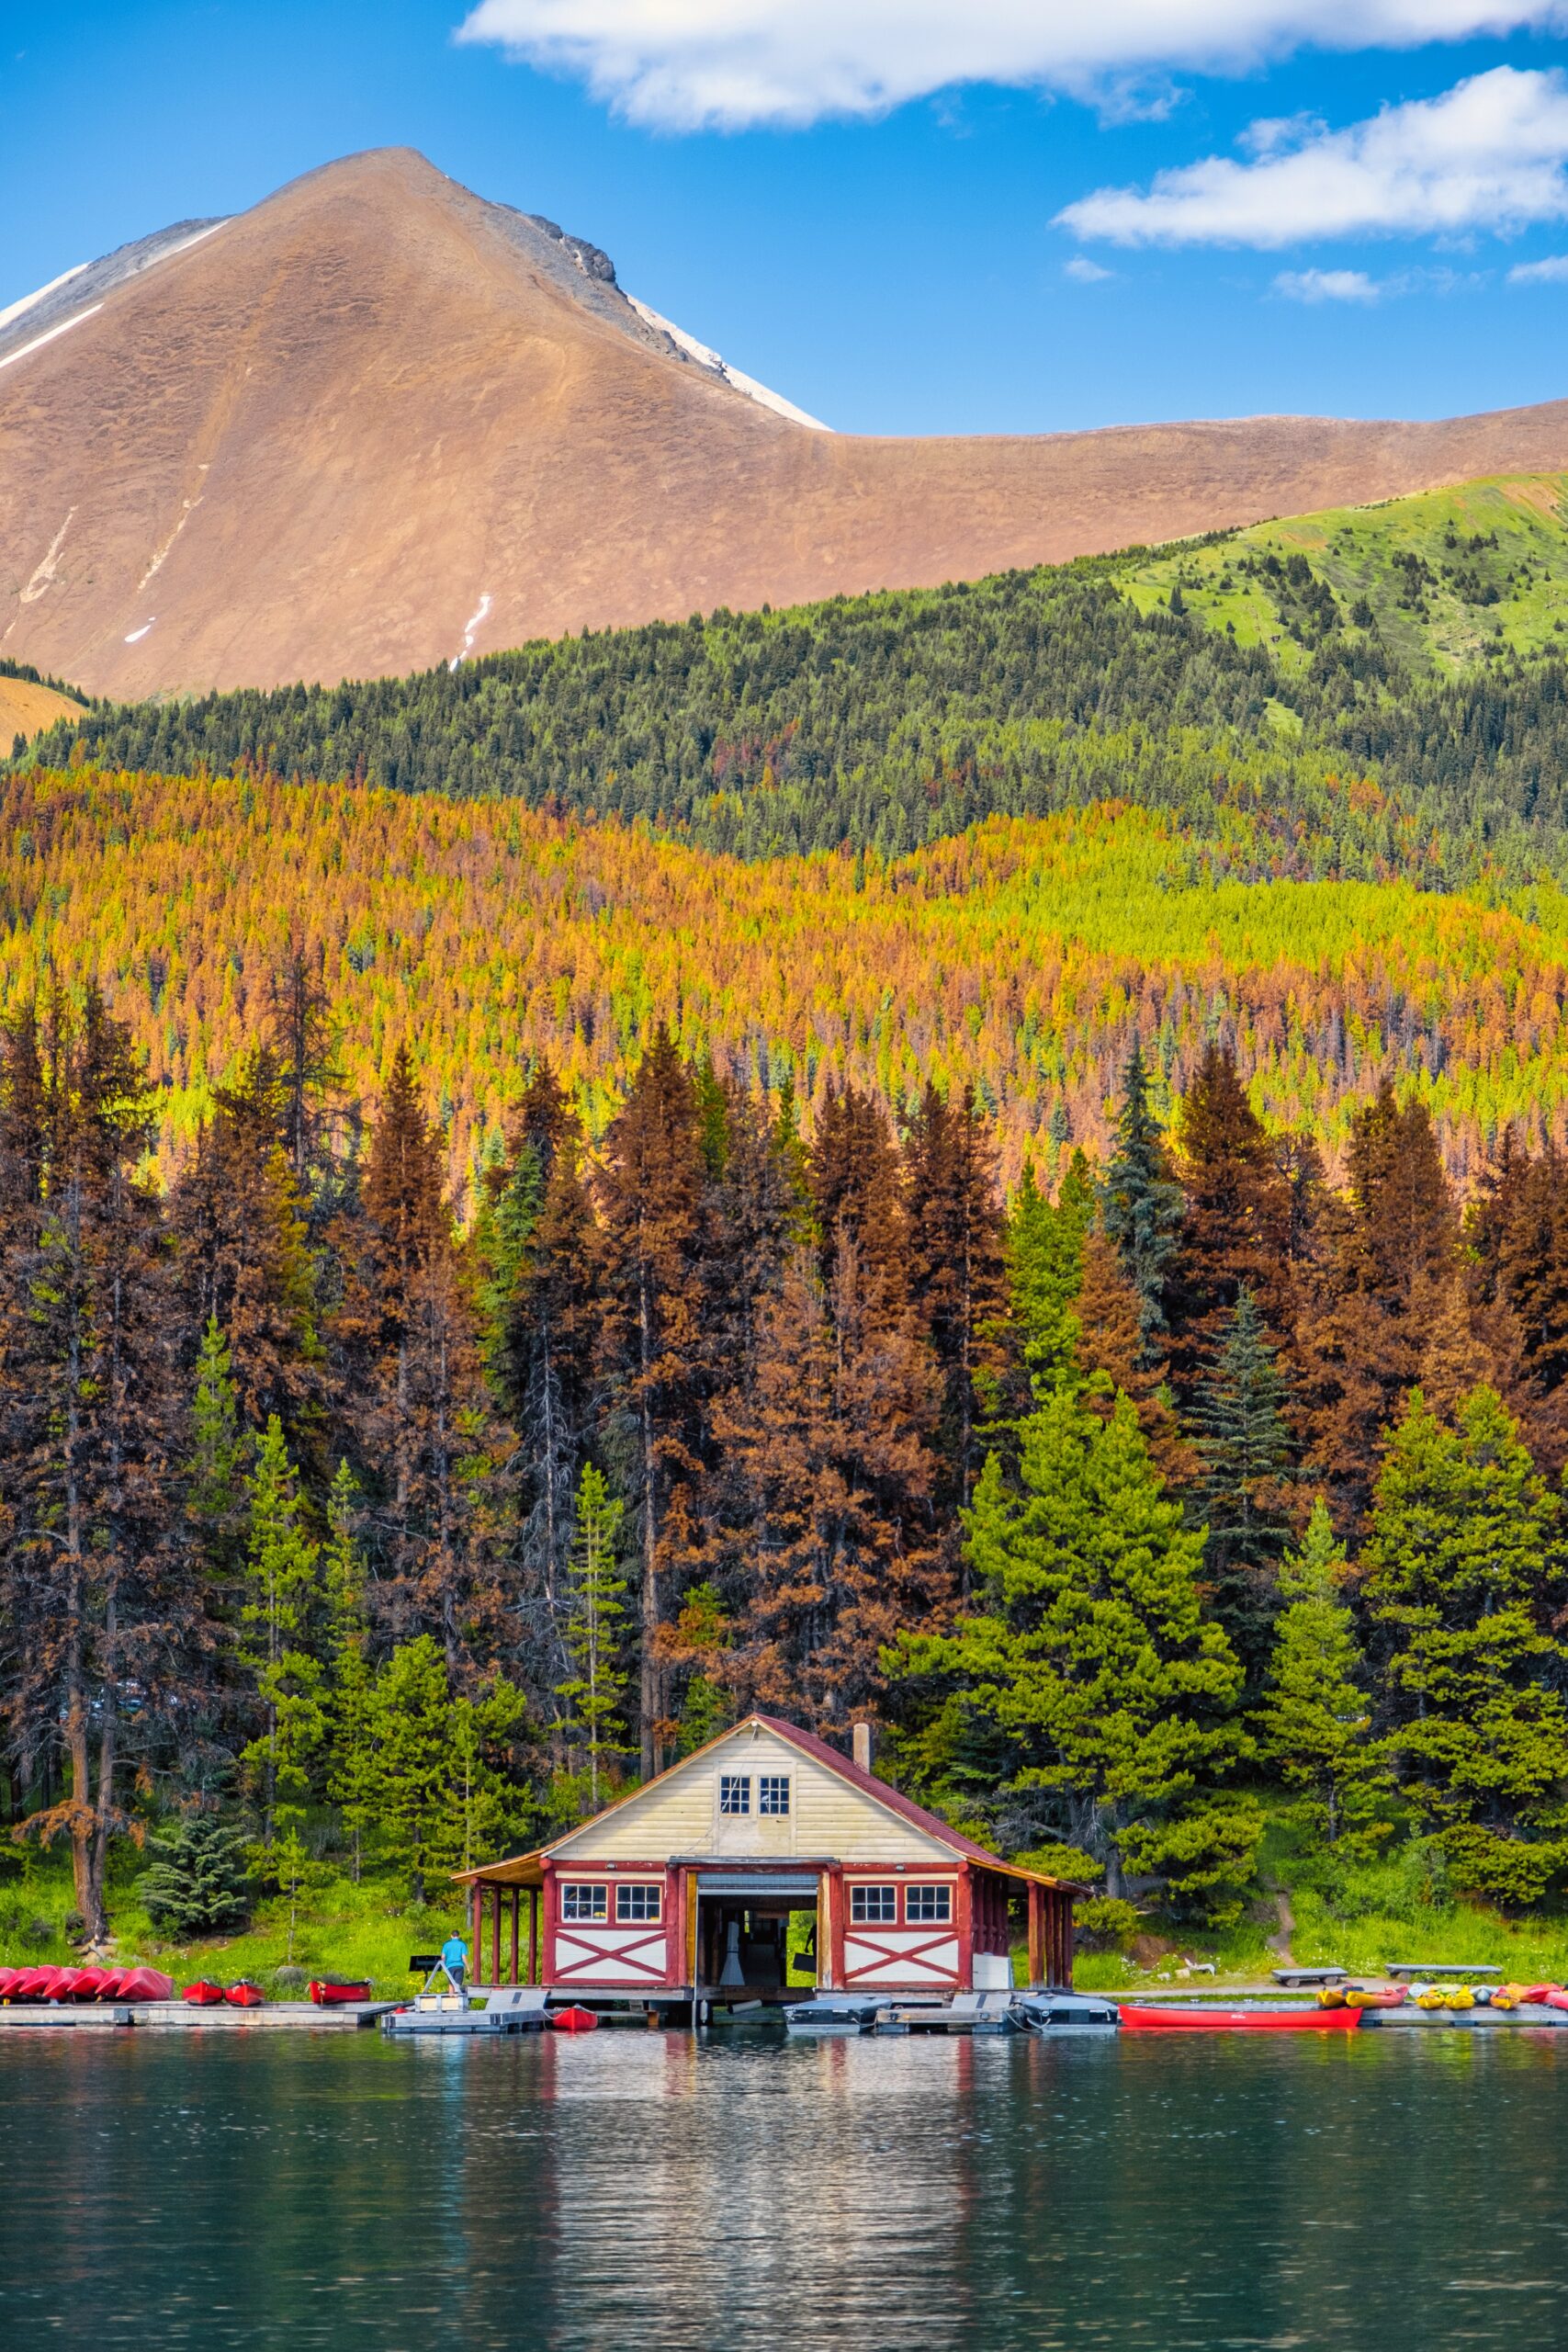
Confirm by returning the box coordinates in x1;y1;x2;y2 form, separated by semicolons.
454;1714;1080;2007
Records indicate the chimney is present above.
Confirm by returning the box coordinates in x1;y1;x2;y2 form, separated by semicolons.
852;1722;874;1775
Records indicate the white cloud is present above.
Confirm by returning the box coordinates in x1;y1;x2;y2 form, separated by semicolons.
453;2;1568;132
1064;254;1114;282
1057;65;1568;247
1509;250;1568;277
1274;266;1382;300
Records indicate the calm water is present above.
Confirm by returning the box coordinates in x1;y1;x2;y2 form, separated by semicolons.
4;2025;1568;2349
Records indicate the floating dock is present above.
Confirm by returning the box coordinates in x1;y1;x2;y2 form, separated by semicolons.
0;1998;398;2030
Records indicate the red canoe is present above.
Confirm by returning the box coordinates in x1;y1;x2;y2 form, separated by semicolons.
225;1981;265;2007
183;1981;229;2007
0;1967;20;2000
549;2006;599;2033
65;1969;113;2001
11;1966;65;2002
309;1979;372;2006
116;1968;175;2002
1120;2003;1362;2032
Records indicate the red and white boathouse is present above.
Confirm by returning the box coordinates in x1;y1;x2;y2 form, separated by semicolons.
454;1713;1080;2007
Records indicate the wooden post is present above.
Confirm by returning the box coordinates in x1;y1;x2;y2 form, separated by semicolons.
491;1881;502;1987
828;1866;846;1991
1027;1883;1044;1990
510;1889;520;1986
529;1888;539;1984
469;1882;482;1979
667;1867;685;1990
955;1865;975;1990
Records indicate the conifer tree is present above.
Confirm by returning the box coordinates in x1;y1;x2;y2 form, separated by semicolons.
717;1240;943;1734
240;1417;325;1855
595;1027;708;1775
1168;1042;1295;1388
333;1044;500;1670
172;1047;325;1462
138;1809;254;1939
1004;1150;1092;1395
322;1460;377;1879
1;988;199;1942
1257;1499;1391;1852
905;1081;1010;1519
1190;1287;1295;1678
362;1636;526;1901
808;1081;909;1296
556;1463;629;1807
897;1387;1258;1914
1074;1228;1191;1487
1361;1386;1568;1905
1099;1040;1184;1367
186;1317;246;1596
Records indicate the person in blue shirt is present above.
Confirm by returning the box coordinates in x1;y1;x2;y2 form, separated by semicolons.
441;1932;469;1990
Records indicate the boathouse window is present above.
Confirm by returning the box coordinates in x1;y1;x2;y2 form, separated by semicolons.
561;1883;609;1923
905;1885;953;1924
615;1883;663;1924
758;1775;791;1816
851;1884;897;1925
719;1775;750;1815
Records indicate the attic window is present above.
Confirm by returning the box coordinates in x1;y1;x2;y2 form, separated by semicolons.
758;1775;790;1816
719;1774;750;1815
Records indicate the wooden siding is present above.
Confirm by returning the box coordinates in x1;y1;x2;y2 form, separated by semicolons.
547;1725;953;1866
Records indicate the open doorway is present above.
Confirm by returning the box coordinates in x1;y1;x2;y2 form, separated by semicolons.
694;1874;821;2004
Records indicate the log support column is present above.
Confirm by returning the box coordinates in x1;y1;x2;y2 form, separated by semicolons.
1027;1882;1044;1991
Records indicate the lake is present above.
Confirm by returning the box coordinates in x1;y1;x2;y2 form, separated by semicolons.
4;2026;1567;2349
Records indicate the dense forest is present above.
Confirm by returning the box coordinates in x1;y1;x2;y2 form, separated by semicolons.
20;551;1568;880
8;768;1568;1200
6;980;1568;1952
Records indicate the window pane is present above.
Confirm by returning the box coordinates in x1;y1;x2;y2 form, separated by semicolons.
719;1775;750;1815
758;1775;790;1815
562;1884;607;1922
851;1884;897;1924
615;1884;662;1923
906;1885;952;1923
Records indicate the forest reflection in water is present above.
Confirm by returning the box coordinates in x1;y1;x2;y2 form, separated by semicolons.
3;2025;1568;2349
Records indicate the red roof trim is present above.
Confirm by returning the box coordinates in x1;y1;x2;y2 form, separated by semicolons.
750;1715;1019;1874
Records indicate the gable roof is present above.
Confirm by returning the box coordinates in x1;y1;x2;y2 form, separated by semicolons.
454;1713;1088;1893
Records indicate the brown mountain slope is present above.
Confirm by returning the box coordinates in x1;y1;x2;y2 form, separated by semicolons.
0;674;84;749
5;146;1568;700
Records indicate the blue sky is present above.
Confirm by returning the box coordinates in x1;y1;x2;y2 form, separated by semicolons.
3;1;1567;435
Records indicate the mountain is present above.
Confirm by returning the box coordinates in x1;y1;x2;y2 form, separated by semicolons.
0;664;84;752
6;147;1568;700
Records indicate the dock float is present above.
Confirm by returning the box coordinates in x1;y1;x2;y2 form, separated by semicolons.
0;1999;398;2030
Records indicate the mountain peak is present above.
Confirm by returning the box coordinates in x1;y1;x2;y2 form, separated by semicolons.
4;149;1568;698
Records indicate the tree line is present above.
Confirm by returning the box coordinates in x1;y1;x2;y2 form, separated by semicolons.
6;971;1568;1945
19;552;1568;882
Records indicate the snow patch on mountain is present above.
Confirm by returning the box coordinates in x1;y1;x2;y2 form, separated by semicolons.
626;296;829;432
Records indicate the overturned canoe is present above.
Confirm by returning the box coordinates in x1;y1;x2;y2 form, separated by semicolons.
1119;2003;1362;2032
309;1979;372;2006
183;1981;229;2007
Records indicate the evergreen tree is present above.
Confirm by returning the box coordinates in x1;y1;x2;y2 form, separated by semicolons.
0;988;200;1942
718;1240;943;1735
138;1808;254;1939
362;1636;527;1901
1168;1042;1295;1389
1190;1287;1295;1678
1257;1499;1391;1853
240;1417;326;1859
1361;1386;1568;1905
333;1044;501;1670
1003;1150;1092;1396
186;1317;246;1594
905;1081;1010;1522
322;1460;377;1880
556;1464;630;1807
896;1386;1258;1915
595;1027;709;1775
171;1047;325;1464
1099;1040;1184;1367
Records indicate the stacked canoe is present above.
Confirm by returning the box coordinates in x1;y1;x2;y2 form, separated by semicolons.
0;1964;175;2002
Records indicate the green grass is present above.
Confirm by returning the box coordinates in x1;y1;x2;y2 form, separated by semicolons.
0;1845;466;1997
1119;474;1568;679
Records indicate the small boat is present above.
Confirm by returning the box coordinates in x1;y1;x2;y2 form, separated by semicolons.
0;1967;20;2000
1119;2002;1362;2032
11;1966;66;2003
64;1969;113;2001
1345;1986;1406;2009
548;2005;599;2032
308;1978;372;2006
91;1970;130;2001
183;1980;229;2007
784;1998;883;2035
224;1981;265;2007
115;1968;175;2002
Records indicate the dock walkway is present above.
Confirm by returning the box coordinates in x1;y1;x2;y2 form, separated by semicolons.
0;1999;397;2030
